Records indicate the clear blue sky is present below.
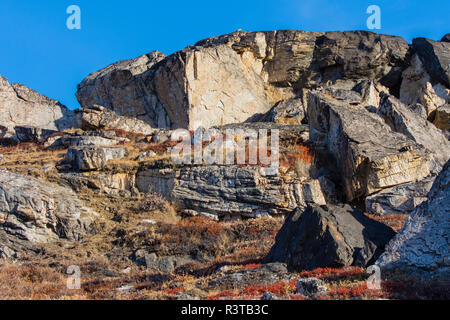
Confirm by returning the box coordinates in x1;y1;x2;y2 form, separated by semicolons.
0;0;448;110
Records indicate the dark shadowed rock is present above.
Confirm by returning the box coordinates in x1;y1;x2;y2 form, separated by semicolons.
313;31;409;89
441;34;450;43
377;161;450;274
412;38;450;87
14;126;58;143
265;204;396;271
260;292;281;300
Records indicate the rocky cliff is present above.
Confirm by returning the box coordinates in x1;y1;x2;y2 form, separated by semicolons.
76;31;411;130
0;76;76;136
0;30;449;297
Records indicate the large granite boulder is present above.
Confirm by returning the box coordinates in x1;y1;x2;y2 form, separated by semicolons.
0;76;75;134
307;89;432;201
0;170;96;259
76;30;409;130
376;161;450;274
265;204;396;271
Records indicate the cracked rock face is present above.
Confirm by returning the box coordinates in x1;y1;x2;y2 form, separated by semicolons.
0;76;75;134
433;104;450;131
307;89;432;201
377;92;450;167
77;105;156;135
137;165;327;221
66;146;126;171
0;170;96;259
76;30;409;130
376;161;450;273
400;54;449;117
265;204;396;271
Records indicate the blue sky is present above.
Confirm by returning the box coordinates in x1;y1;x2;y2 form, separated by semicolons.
0;0;448;110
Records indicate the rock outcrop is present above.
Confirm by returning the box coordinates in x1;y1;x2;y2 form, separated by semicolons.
14;126;58;143
365;178;434;215
376;160;450;274
76;51;167;125
265;204;396;270
307;89;432;201
174;165;326;220
77;105;156;135
399;54;449;117
377;92;450;167
0;170;96;259
296;278;328;298
66;146;126;171
260;98;305;124
76;31;409;130
433;104;450;130
0;76;75;134
136;164;327;220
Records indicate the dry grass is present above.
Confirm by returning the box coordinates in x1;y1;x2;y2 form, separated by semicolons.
0;134;443;301
364;213;408;232
0;264;84;300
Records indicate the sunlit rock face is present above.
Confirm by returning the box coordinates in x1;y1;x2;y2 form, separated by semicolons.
76;30;409;130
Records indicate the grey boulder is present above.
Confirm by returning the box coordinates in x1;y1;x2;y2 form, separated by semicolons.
376;160;450;273
66;146;126;171
0;170;96;259
365;178;435;215
0;76;76;133
265;204;396;271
